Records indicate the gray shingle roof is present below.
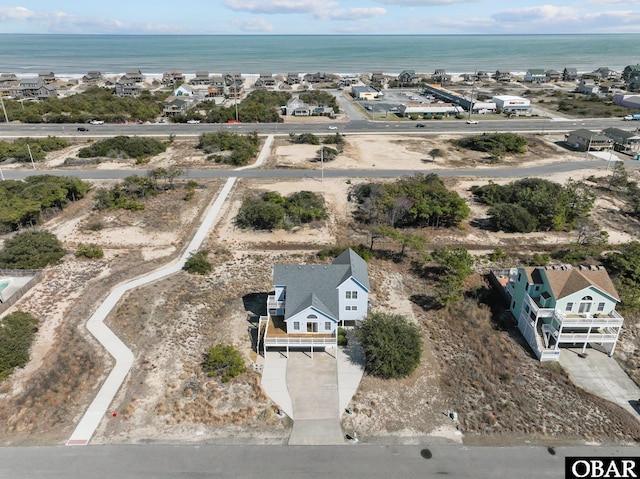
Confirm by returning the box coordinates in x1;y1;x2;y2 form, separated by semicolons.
273;248;369;321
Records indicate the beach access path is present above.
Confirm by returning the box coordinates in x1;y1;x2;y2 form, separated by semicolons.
66;135;274;446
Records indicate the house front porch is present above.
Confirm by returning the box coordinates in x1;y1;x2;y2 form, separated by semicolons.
258;315;337;358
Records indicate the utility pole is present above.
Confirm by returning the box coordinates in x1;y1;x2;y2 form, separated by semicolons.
27;143;36;169
0;94;8;123
321;146;324;182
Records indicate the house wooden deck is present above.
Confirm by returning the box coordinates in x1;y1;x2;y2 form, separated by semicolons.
258;315;337;358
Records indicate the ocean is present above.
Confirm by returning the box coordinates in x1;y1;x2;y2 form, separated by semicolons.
1;34;638;76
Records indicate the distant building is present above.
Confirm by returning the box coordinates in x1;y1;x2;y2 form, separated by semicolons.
163;97;189;116
563;68;578;81
492;95;530;112
545;70;561;82
397;70;417;85
115;76;142;97
351;85;381;100
255;73;277;87
173;85;194;97
162;71;185;86
190;71;210;85
285;97;310;116
370;71;385;84
565;129;613;152
82;71;103;84
524;69;547;83
124;69;144;83
431;69;451;84
304;72;335;84
602;127;640;154
0;73;18;86
399;103;460;117
493;70;512;82
613;93;640;110
576;79;600;95
38;71;56;84
284;73;300;85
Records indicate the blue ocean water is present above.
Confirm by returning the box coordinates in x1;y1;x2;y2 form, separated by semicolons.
0;34;638;75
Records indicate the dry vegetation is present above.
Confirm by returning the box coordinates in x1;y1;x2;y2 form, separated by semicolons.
2;132;640;446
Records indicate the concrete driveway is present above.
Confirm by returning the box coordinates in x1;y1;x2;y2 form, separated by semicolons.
260;339;365;446
559;348;640;420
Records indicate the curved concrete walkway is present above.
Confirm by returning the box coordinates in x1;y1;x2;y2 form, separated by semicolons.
66;136;273;445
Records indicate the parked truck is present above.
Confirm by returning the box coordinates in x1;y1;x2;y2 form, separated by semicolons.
623;114;640;121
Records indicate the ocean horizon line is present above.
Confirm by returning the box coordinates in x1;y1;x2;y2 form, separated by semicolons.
2;33;638;37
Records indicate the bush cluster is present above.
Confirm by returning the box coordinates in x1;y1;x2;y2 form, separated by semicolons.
75;242;104;259
351;173;469;228
198;131;260;166
0;175;90;233
0;311;39;382
357;312;422;379
0;137;68;163
94;175;161;211
236;190;328;230
471;178;595;233
299;91;339;113
183;250;212;275
203;344;246;382
455;133;527;158
78;136;166;161
0;230;66;269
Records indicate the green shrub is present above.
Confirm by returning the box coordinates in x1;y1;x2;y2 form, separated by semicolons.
456;133;528;157
203;344;246;382
198;131;260;166
357;312;422;379
337;327;348;346
75;242;104;259
236;190;327;230
0;230;66;269
0;311;39;381
183;250;212;275
78;136;166;160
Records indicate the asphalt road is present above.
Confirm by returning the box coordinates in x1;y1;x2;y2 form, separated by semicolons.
1;444;638;478
0;117;632;138
3;159;638;182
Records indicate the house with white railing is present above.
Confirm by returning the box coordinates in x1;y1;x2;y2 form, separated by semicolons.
494;265;623;361
258;249;370;358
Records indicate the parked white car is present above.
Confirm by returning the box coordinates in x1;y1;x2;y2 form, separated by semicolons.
327;126;338;130
186;119;201;124
89;120;104;125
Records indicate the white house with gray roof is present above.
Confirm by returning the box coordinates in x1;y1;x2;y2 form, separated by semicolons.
259;249;370;357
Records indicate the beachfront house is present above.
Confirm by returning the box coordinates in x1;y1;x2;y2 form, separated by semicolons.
304;72;335;84
284;73;300;85
545;70;561;82
38;72;56;84
524;69;547;83
565;129;613;152
493;70;512;82
431;69;451;84
563;68;578;81
397;70;417;85
258;249;370;357
492;265;623;361
124;69;144;83
162;71;186;86
255;73;277;87
82;71;103;84
190;71;210;85
370;71;385;85
0;73;18;86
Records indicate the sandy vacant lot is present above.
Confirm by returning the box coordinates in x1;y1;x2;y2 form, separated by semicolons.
1;132;639;446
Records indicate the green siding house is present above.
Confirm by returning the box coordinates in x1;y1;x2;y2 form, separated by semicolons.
495;265;623;361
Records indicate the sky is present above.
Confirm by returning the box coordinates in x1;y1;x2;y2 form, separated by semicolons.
0;0;639;35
